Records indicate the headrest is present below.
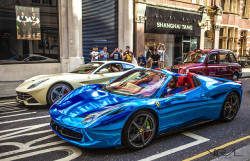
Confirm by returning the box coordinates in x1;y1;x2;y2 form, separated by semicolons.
154;68;162;71
177;76;188;86
187;72;197;78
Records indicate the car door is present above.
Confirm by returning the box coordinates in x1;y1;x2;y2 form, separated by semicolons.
228;52;238;75
157;85;210;133
218;51;231;78
206;52;220;77
90;63;126;84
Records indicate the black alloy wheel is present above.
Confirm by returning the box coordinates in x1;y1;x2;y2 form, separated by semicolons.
122;110;157;149
220;92;240;122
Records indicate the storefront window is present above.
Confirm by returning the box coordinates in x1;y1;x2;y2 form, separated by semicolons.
0;0;59;64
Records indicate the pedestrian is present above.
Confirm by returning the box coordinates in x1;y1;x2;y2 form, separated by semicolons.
99;46;109;61
157;43;167;68
90;46;100;61
146;47;153;68
123;46;133;63
110;48;122;61
151;49;160;69
137;53;147;67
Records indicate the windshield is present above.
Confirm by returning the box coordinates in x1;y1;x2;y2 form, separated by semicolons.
183;52;208;63
71;62;104;74
104;69;168;98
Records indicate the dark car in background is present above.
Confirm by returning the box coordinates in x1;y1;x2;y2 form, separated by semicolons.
169;49;242;81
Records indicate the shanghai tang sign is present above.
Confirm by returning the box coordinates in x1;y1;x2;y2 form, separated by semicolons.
157;22;193;30
145;7;202;36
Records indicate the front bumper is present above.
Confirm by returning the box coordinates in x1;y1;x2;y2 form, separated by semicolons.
50;108;123;148
15;93;46;106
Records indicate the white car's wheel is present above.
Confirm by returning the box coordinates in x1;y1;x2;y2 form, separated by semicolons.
47;83;72;105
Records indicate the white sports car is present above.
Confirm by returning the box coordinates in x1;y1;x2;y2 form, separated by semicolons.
16;61;139;106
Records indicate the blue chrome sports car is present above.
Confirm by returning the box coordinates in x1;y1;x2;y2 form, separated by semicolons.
50;69;242;149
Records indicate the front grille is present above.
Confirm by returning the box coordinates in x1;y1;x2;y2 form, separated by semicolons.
27;98;38;103
51;120;83;141
16;92;32;100
170;68;179;73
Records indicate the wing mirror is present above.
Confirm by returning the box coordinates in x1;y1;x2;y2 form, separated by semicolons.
165;93;186;103
207;60;215;64
98;68;109;74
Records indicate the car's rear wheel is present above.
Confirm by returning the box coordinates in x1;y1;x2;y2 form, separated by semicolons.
122;110;157;149
219;92;240;122
232;73;238;81
47;83;72;106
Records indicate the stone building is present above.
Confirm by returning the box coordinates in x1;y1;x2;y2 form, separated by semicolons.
0;0;249;81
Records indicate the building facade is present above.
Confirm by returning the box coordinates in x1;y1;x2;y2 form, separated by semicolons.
132;0;250;66
1;0;249;81
0;0;83;81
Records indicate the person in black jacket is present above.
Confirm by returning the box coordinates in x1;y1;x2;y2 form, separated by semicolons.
151;49;160;69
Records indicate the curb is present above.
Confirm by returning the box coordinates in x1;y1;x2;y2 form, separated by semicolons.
0;96;16;101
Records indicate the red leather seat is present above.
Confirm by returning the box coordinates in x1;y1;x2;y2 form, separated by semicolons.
177;76;188;91
187;73;198;89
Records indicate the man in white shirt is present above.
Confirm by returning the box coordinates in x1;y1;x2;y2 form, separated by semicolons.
30;12;40;38
16;11;27;37
157;43;168;68
91;46;100;61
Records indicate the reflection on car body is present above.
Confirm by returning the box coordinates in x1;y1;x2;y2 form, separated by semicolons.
50;69;242;149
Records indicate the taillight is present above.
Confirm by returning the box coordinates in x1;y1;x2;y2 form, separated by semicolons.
235;81;242;84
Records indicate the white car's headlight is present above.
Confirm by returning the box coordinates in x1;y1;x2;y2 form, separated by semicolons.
27;78;49;89
185;69;189;73
81;105;124;123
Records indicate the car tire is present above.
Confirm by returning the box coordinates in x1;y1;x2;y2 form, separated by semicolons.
122;110;157;149
47;83;72;106
232;73;238;81
219;92;240;122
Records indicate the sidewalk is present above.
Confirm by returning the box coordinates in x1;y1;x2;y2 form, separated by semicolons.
0;69;250;100
0;81;23;100
242;68;250;78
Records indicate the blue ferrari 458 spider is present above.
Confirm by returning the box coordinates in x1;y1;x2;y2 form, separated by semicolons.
50;69;242;149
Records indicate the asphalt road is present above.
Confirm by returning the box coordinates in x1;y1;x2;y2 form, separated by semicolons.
0;77;249;161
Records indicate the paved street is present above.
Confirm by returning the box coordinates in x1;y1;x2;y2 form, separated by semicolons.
0;77;249;161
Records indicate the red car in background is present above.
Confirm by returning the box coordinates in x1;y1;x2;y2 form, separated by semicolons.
169;49;242;81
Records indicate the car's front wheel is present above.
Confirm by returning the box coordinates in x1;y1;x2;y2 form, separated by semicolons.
47;83;72;106
219;92;240;122
122;110;157;149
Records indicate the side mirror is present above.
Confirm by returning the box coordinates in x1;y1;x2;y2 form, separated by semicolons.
165;93;186;103
172;93;186;101
207;60;215;64
98;68;109;74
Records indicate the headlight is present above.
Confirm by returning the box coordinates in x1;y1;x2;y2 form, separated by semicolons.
27;78;49;89
81;105;124;123
185;69;189;73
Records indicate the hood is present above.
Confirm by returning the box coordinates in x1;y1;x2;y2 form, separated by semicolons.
17;73;87;90
172;63;203;69
27;73;85;81
52;85;134;118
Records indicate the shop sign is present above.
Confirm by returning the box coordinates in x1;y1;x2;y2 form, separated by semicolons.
157;22;193;30
145;7;202;36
